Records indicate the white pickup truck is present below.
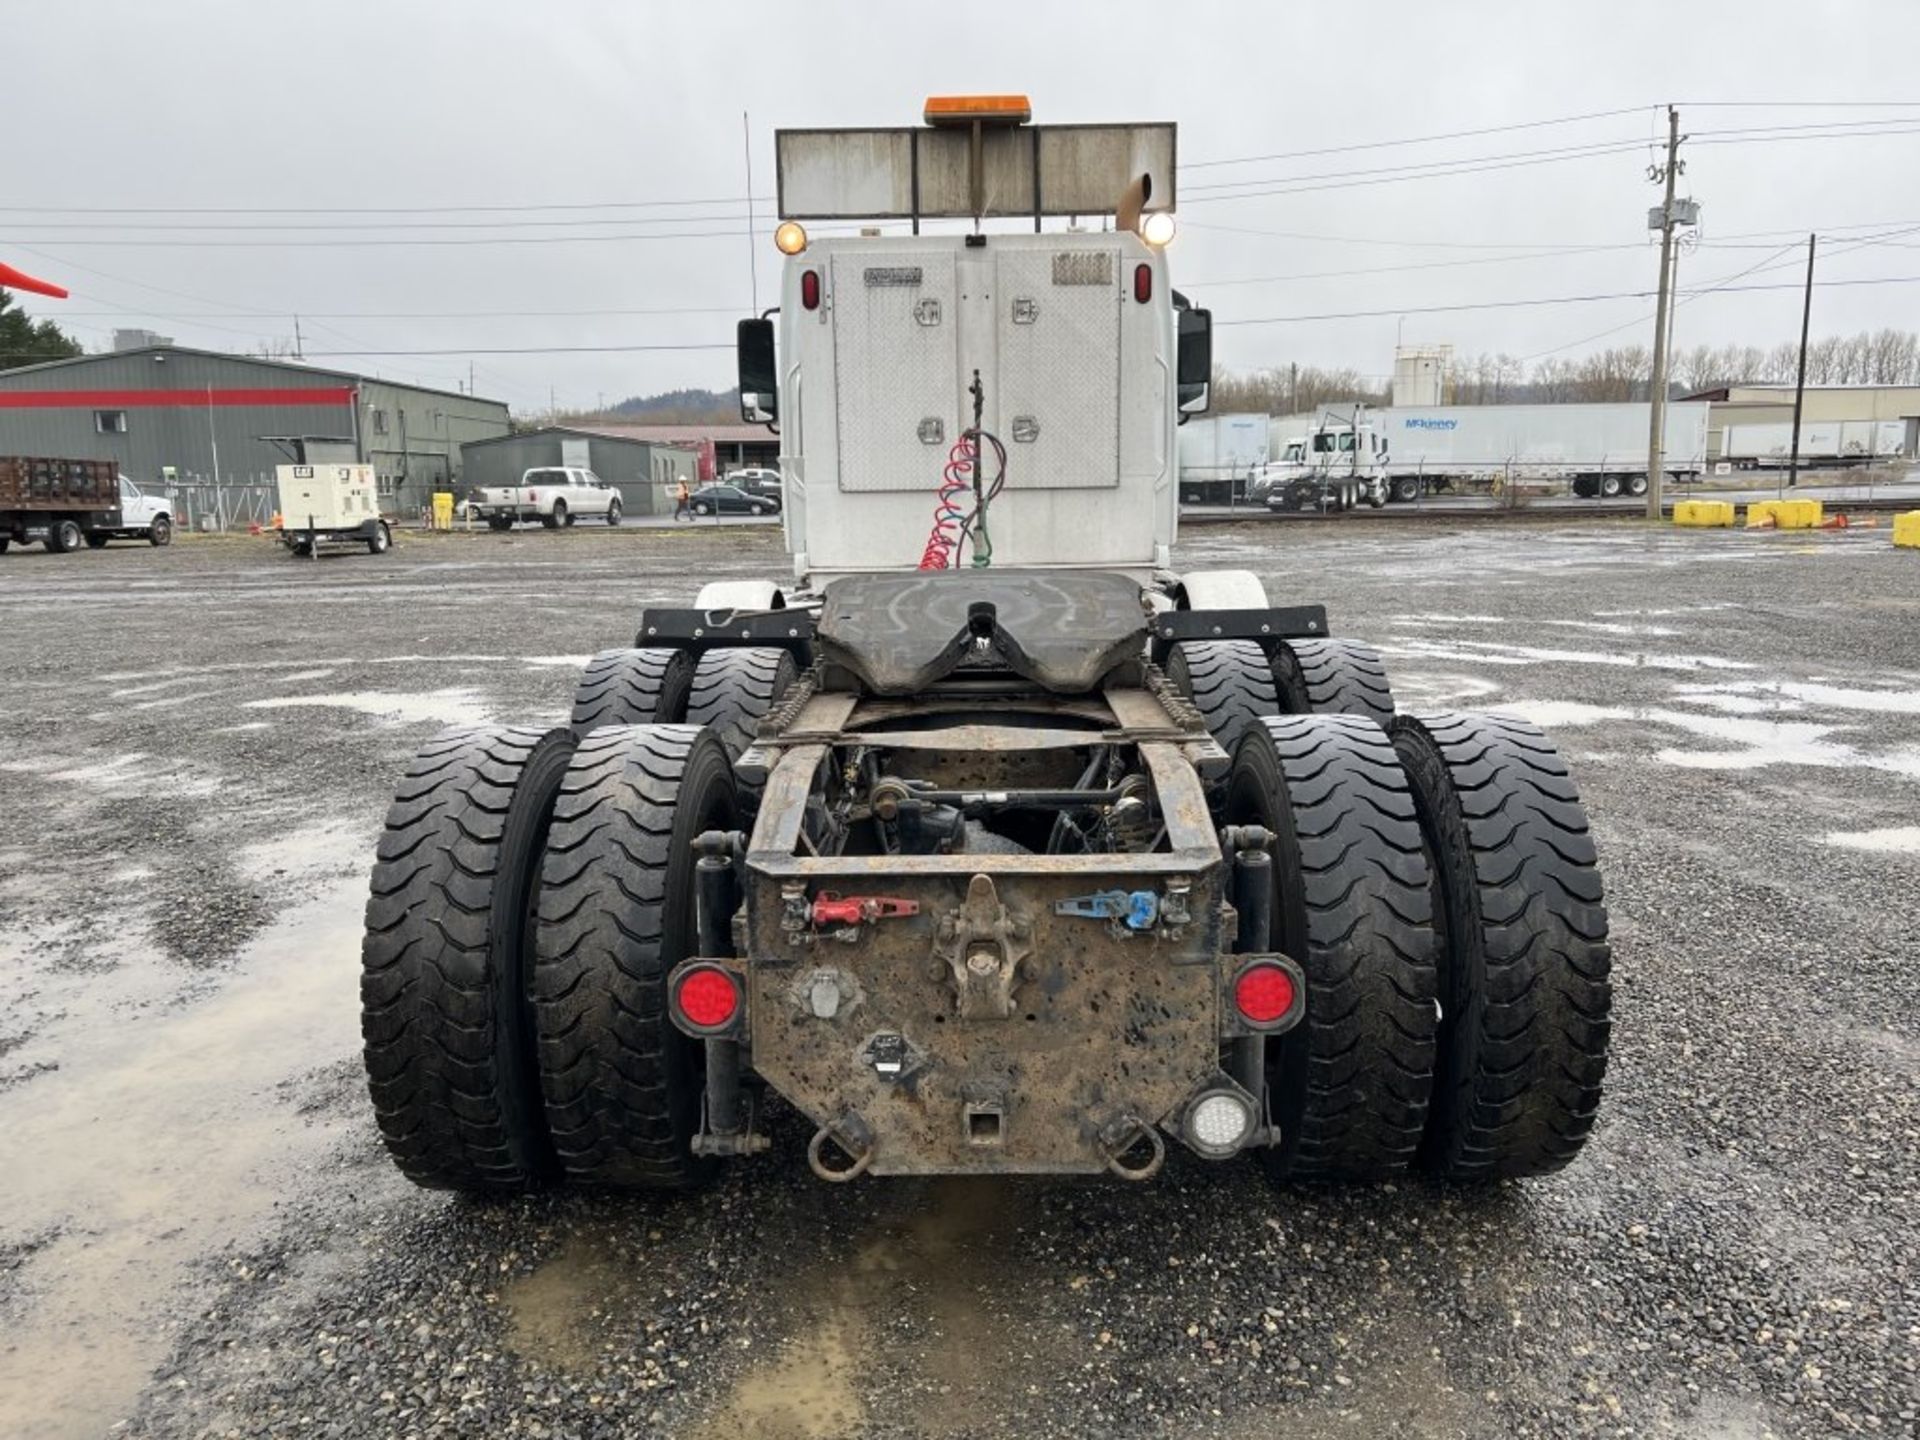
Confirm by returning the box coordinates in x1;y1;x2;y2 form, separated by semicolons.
470;466;622;530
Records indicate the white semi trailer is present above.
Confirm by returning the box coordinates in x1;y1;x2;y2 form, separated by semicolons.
1722;419;1904;469
1176;412;1269;504
1263;402;1710;505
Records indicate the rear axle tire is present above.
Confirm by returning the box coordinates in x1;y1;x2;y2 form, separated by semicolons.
684;646;799;761
44;519;83;554
1228;714;1438;1182
1389;712;1612;1181
570;647;695;733
1273;638;1396;726
530;725;738;1189
360;725;576;1191
1164;638;1279;759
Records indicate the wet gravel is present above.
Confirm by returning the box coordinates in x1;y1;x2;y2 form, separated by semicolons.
1;519;1915;1439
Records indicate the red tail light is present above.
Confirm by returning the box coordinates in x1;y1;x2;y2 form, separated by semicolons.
1133;263;1152;304
1233;961;1296;1025
675;965;741;1030
801;268;821;310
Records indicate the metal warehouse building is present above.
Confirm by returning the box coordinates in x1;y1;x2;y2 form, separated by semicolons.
458;426;698;517
0;345;510;522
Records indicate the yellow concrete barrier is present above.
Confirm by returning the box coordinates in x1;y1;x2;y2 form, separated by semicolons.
1895;511;1920;549
1746;499;1824;530
1673;500;1735;527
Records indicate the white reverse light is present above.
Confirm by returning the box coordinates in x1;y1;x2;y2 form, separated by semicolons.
1187;1091;1252;1154
1139;211;1177;248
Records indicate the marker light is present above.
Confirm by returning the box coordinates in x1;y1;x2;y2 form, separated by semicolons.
775;221;809;255
1234;961;1296;1026
675;966;741;1030
1133;263;1153;304
1139;211;1177;248
801;268;821;311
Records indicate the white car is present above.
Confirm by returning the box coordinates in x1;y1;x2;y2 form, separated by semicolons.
472;467;622;530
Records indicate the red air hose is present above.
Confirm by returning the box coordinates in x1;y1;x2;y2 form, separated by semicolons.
919;433;978;570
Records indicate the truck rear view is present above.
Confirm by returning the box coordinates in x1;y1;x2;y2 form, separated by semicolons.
356;98;1613;1196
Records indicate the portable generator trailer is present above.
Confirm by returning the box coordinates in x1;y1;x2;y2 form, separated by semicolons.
269;437;392;557
361;99;1612;1194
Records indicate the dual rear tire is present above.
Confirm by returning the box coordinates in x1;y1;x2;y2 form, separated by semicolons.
1179;635;1613;1184
1227;708;1612;1184
361;722;735;1192
366;644;801;1194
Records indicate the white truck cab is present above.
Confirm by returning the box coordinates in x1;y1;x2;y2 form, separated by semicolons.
734;101;1210;590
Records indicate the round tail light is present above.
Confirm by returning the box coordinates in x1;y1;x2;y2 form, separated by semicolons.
675;965;741;1030
1234;961;1297;1026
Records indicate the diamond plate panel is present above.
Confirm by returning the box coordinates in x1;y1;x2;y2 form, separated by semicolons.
994;247;1121;490
831;249;959;493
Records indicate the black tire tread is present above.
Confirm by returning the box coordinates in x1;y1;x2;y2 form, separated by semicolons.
570;647;694;734
361;724;573;1191
1234;714;1438;1182
684;646;798;760
1166;639;1279;758
1389;711;1612;1182
529;724;734;1188
1274;638;1396;726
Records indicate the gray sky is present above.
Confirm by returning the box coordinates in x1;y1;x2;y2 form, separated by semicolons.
9;0;1920;412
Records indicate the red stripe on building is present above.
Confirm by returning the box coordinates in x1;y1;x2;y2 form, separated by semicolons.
0;387;356;409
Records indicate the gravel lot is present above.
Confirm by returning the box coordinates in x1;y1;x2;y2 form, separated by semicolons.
0;519;1914;1439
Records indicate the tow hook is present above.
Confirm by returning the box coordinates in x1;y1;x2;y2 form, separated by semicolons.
807;1112;875;1183
1098;1115;1166;1182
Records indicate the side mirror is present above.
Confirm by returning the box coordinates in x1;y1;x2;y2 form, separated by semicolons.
737;318;778;424
1176;306;1212;416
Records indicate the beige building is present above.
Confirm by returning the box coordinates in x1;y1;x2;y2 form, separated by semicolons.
1684;384;1920;460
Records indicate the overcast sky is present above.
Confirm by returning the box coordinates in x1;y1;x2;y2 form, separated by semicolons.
8;1;1920;412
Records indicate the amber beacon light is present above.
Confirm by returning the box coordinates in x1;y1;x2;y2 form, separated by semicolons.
923;94;1033;127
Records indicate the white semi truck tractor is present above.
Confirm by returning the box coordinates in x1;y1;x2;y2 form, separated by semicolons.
359;98;1612;1194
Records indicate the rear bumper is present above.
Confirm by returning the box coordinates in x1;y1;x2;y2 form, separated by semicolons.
691;745;1299;1178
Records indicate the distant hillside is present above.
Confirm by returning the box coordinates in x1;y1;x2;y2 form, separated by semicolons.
609;387;737;423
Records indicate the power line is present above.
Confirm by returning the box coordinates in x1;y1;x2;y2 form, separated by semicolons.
1181;106;1654;170
1214;272;1920;328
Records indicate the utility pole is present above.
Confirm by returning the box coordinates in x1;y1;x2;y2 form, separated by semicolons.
743;110;759;313
292;314;304;360
1644;105;1682;520
1787;233;1817;490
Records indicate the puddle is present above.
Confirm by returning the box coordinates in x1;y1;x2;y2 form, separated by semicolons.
0;880;367;1440
1645;710;1920;777
1673;680;1920;716
689;1178;1013;1440
2;752;223;801
243;687;492;728
1823;826;1920;855
234;817;376;887
1489;701;1634;729
1386;671;1503;706
503;1230;641;1373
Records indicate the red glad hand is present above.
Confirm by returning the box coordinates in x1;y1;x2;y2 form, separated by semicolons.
0;261;70;299
811;893;919;926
